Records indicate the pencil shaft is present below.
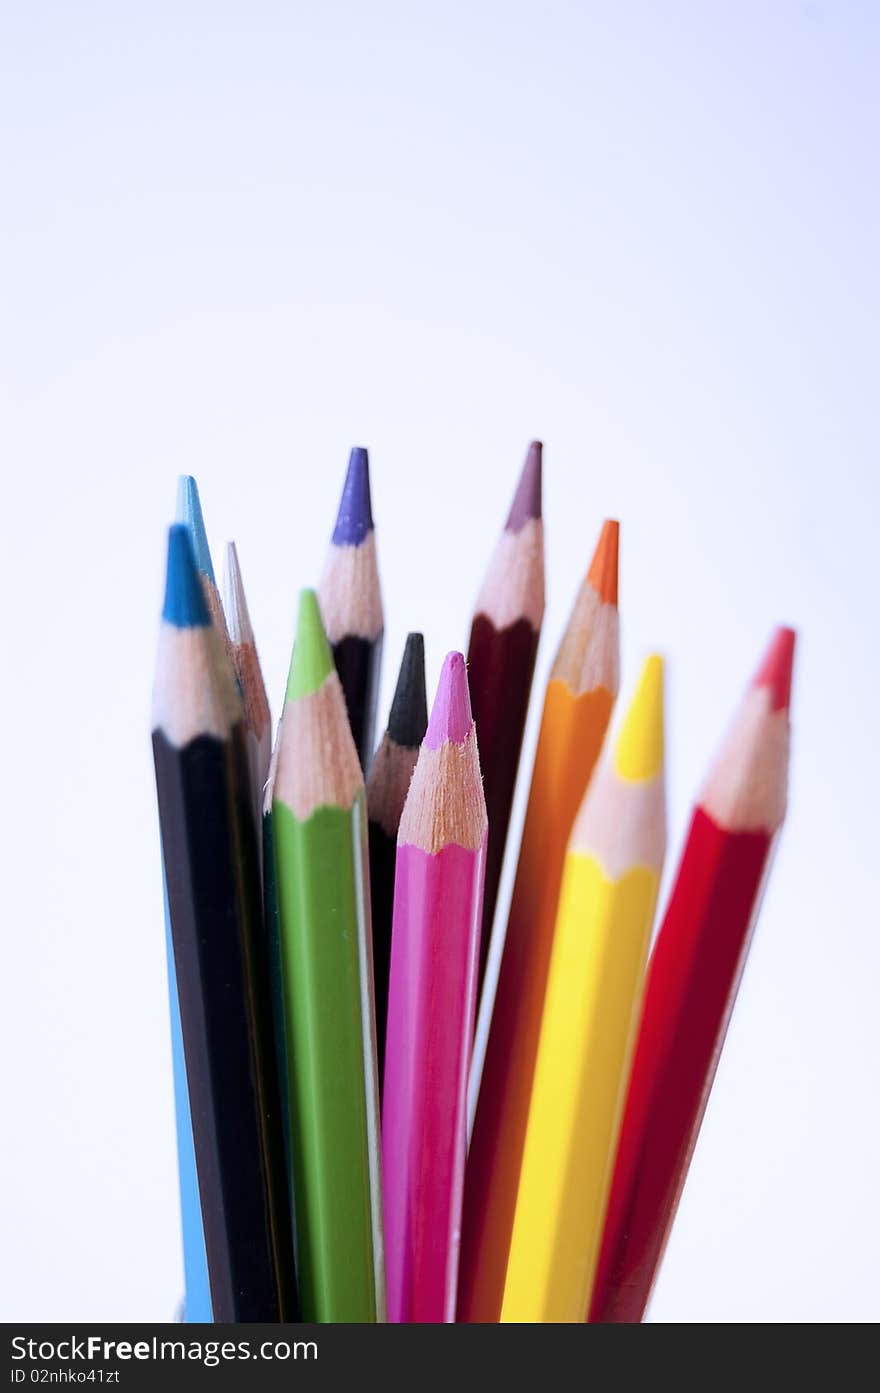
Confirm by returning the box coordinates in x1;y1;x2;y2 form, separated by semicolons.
501;857;658;1321
229;724;299;1320
261;807;295;1229
382;840;485;1322
274;795;382;1321
590;811;772;1322
333;633;383;768
367;821;397;1077
459;680;613;1321
467;613;540;988
154;729;281;1321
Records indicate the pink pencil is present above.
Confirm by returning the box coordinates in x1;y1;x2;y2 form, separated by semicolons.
382;652;488;1323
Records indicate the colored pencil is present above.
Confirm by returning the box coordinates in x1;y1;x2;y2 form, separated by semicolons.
382;653;487;1323
459;518;620;1323
152;526;295;1321
590;628;796;1323
223;540;271;833
467;441;545;995
165;476;216;1323
501;655;667;1322
223;541;299;1276
176;484;296;1317
366;632;428;1082
272;589;385;1322
318;447;384;767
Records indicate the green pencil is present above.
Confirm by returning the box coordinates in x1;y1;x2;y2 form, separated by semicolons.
272;589;385;1322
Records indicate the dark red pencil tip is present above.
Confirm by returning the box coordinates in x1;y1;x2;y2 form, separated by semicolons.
505;441;543;532
752;626;796;712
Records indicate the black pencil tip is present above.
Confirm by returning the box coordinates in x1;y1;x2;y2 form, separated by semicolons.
388;633;428;748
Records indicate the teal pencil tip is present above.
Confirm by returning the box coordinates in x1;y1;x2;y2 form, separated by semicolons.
175;475;216;584
163;525;211;628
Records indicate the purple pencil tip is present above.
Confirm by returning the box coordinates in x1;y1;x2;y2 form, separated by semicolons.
332;446;374;546
505;441;543;532
424;652;473;749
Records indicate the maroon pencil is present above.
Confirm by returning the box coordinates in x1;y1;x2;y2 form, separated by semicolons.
467;442;545;995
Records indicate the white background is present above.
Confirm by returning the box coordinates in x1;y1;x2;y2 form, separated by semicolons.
1;2;877;1322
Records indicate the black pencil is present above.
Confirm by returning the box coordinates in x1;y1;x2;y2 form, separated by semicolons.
152;525;296;1321
365;632;428;1080
318;447;384;768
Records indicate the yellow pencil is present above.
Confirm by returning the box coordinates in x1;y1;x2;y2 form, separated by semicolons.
500;655;667;1323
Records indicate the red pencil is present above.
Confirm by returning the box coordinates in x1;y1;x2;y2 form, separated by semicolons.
467;441;545;995
382;653;488;1323
589;627;796;1323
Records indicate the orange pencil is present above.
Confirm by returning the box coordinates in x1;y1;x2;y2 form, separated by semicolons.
458;519;620;1323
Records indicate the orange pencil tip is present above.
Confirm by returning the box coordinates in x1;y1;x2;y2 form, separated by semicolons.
751;625;796;712
587;519;619;606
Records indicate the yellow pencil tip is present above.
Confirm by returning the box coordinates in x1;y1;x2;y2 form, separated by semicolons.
614;654;664;782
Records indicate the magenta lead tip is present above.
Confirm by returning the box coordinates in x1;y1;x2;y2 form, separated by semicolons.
424;652;473;749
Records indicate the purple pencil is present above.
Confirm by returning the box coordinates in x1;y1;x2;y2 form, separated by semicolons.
318;447;384;767
382;653;488;1323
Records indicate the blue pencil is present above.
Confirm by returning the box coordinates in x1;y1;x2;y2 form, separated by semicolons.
153;525;295;1319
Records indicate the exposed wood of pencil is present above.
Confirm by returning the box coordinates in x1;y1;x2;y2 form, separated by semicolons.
318;446;384;768
382;654;487;1323
367;633;428;1082
501;656;666;1322
272;589;385;1322
459;519;620;1323
223;540;272;830
152;526;296;1322
468;441;545;996
590;627;795;1324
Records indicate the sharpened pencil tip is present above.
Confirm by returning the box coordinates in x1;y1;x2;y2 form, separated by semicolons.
425;652;473;750
331;446;374;546
162;525;211;629
587;519;619;606
505;441;543;531
175;475;216;584
752;626;796;713
287;589;334;701
614;654;664;782
222;541;254;646
388;633;428;749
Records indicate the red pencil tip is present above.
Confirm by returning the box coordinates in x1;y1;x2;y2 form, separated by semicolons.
587;519;619;606
505;441;543;531
751;626;796;712
424;652;473;749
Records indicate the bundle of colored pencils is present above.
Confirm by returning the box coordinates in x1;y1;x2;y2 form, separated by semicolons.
151;443;796;1324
